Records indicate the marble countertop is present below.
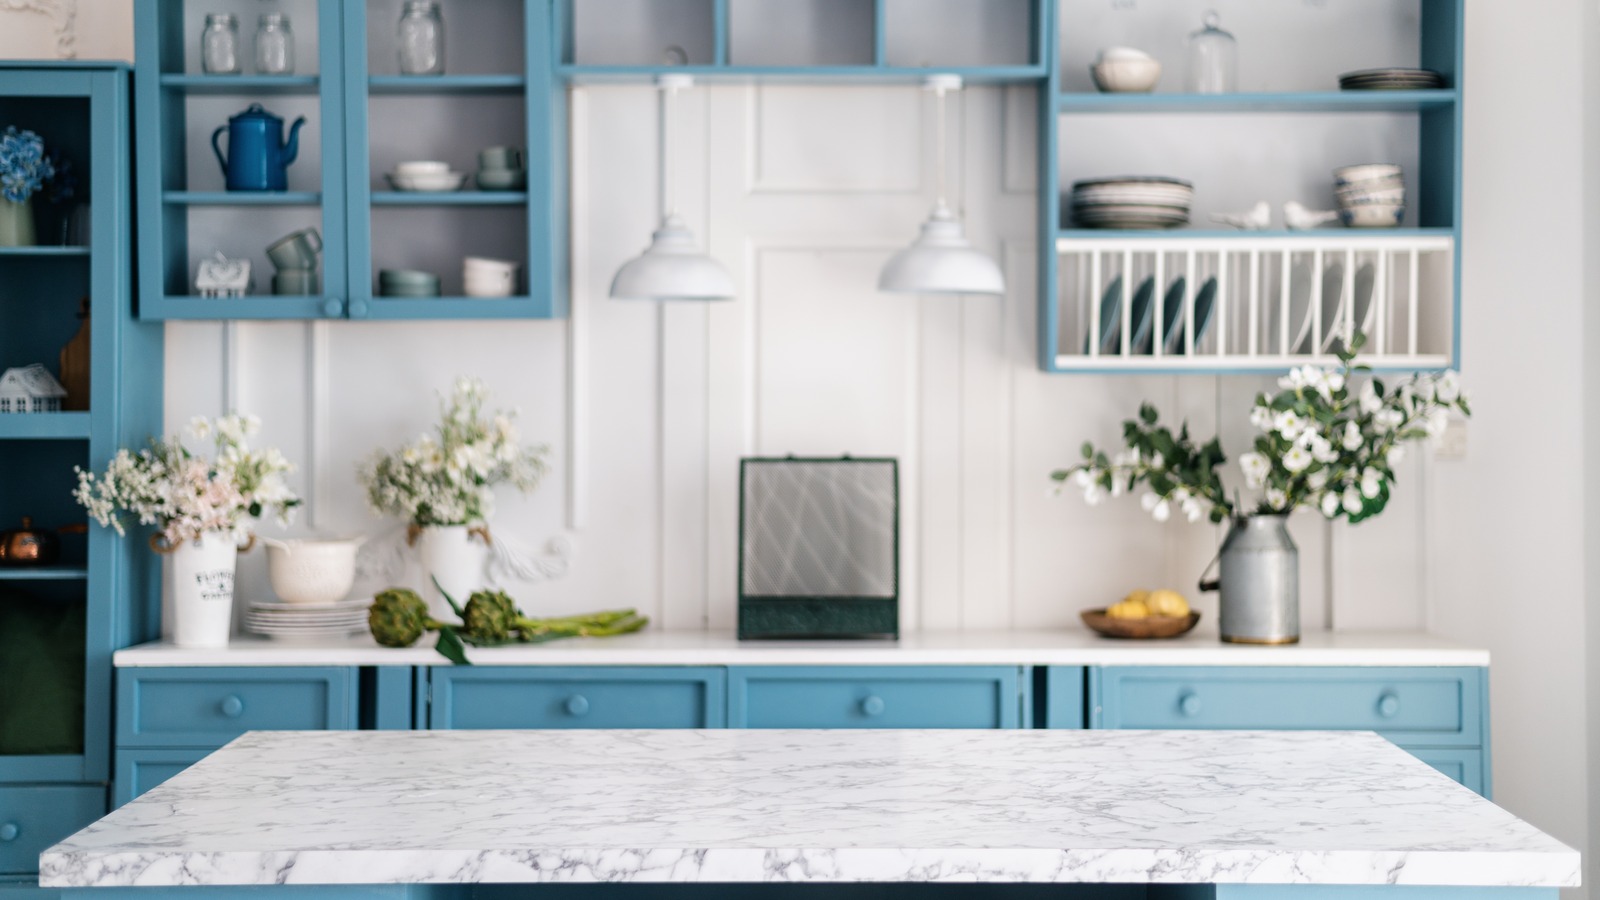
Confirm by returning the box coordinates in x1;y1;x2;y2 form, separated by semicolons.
43;729;1574;888
112;629;1490;667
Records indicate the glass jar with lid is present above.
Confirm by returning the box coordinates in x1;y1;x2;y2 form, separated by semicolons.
1186;10;1237;94
255;13;295;76
398;1;446;76
201;13;241;75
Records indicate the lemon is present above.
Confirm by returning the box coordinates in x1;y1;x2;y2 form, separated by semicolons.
1147;589;1190;618
1106;597;1151;619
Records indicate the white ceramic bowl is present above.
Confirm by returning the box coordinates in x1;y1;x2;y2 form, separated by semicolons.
463;281;514;298
1096;46;1154;63
395;160;450;175
387;172;468;192
264;537;364;605
1091;58;1162;93
1334;163;1403;186
463;255;518;274
1340;204;1405;228
1337;187;1407;206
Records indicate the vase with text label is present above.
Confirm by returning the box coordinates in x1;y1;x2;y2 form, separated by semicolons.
166;531;241;648
0;198;35;247
418;525;489;621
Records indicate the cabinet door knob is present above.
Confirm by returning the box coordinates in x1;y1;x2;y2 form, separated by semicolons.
1377;692;1401;718
322;297;344;318
860;695;886;717
347;298;369;319
0;822;18;842
1178;691;1202;717
564;694;590;717
219;694;245;718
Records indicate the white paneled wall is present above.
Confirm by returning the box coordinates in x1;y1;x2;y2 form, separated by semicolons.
165;81;1434;635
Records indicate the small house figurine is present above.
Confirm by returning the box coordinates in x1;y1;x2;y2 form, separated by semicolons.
0;365;67;414
195;252;252;298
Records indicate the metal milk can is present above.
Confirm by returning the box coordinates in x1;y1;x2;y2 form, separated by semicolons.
1199;514;1299;644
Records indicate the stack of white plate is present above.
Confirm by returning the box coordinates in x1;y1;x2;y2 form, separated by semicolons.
1334;164;1405;228
1069;177;1193;229
1338;68;1444;91
245;599;369;642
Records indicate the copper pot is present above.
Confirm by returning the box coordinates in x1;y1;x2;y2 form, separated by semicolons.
0;518;84;566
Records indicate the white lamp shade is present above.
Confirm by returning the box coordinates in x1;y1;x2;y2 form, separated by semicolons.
610;214;734;301
878;205;1005;296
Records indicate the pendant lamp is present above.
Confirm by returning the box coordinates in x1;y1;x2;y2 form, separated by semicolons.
610;74;734;301
878;75;1005;296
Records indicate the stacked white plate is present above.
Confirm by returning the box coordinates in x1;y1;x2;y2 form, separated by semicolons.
1338;68;1444;91
245;599;369;642
1069;177;1193;229
385;160;468;192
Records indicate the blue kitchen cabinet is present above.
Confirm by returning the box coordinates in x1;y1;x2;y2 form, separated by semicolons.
132;0;565;321
729;667;1027;729
111;748;211;807
425;667;727;729
0;65;163;890
116;667;358;748
1084;666;1491;796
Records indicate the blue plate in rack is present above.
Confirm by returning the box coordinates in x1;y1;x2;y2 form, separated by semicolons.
1158;276;1219;355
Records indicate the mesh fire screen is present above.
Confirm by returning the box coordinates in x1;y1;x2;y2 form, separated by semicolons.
738;457;898;639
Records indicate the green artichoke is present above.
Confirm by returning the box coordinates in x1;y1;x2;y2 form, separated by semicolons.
461;589;518;644
368;588;431;647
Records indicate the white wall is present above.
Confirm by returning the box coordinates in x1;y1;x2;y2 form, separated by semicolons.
1;1;1593;889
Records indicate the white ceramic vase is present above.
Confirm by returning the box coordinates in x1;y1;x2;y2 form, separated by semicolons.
418;525;489;620
169;531;240;648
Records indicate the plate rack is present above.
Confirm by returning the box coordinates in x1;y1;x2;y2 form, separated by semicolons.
1052;233;1455;373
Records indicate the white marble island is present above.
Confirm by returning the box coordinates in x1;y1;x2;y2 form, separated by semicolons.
41;729;1575;898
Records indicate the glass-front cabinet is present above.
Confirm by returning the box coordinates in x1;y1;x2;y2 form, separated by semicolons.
132;0;564;320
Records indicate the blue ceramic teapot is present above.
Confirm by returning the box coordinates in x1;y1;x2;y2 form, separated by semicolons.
211;104;305;191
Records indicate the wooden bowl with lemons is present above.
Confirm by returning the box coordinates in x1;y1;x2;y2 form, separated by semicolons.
1081;589;1200;639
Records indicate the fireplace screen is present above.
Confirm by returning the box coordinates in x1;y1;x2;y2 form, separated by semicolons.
738;457;898;639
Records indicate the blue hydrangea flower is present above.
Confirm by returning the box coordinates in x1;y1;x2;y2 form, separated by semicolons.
0;127;55;203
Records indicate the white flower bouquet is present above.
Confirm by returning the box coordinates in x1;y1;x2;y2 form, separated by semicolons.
1053;338;1471;524
360;377;549;529
74;414;301;549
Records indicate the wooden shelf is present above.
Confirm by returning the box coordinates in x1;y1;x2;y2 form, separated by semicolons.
159;74;320;95
0;246;89;257
1056;90;1457;114
370;192;528;206
0;412;91;439
0;565;88;581
368;75;526;94
163;191;322;206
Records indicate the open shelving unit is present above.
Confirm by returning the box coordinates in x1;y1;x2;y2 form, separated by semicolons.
1042;0;1463;373
132;0;563;320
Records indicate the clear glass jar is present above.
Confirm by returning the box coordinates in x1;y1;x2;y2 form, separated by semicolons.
255;13;294;75
1186;10;1237;94
398;1;445;76
201;13;241;75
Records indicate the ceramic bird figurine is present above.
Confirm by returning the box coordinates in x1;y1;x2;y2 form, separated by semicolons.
1210;201;1271;231
1283;201;1342;231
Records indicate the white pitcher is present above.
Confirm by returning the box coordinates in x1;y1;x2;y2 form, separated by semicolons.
263;536;365;605
417;525;489;620
169;531;241;648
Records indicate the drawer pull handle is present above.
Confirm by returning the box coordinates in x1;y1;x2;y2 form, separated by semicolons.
0;822;18;842
1377;692;1401;718
564;694;590;717
219;695;245;718
1178;692;1202;717
861;695;886;717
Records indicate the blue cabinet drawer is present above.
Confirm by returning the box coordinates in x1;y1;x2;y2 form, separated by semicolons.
0;785;103;875
730;667;1021;729
112;747;213;807
428;667;726;729
1407;746;1487;797
117;667;358;747
1093;667;1484;746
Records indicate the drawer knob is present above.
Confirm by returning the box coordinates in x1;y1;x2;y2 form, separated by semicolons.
1178;692;1202;717
1377;692;1401;718
0;822;18;842
564;694;590;717
861;695;886;717
219;695;245;718
321;297;344;318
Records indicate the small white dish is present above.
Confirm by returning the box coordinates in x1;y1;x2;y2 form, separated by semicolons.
1091;58;1162;93
394;160;450;176
386;171;469;192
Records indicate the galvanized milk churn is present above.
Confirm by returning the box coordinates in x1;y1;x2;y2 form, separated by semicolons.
1199;514;1299;644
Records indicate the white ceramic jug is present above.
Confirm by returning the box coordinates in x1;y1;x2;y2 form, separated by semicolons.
263;536;365;605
